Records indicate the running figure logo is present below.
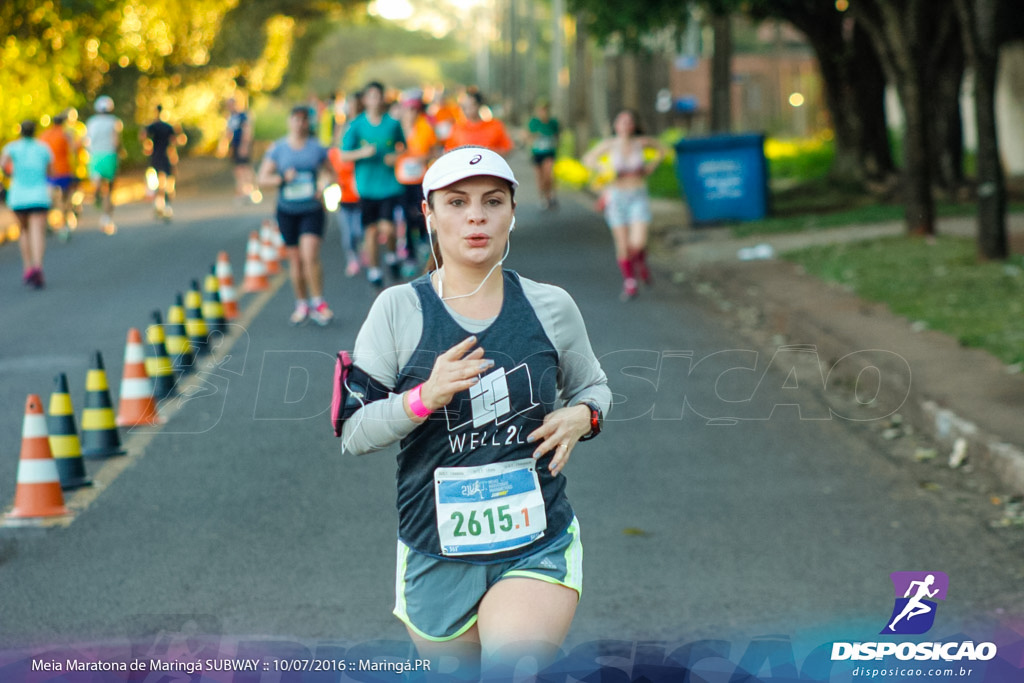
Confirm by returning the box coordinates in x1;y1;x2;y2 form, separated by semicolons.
880;571;949;635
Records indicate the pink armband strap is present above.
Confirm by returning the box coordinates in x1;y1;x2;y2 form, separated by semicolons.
407;384;433;418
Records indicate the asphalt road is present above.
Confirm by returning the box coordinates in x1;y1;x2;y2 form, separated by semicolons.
1;157;1022;679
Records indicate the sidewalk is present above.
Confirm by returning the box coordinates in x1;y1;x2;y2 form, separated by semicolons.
646;196;1024;498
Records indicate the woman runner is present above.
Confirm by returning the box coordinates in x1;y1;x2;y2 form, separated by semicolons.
583;109;669;300
1;119;54;288
340;146;611;679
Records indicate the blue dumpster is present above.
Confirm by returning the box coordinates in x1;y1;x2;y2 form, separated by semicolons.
674;133;769;225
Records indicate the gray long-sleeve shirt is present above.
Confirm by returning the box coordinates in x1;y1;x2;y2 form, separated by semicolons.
341;273;612;455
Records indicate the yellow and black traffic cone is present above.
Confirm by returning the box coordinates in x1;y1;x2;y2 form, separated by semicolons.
46;373;92;490
202;267;227;336
184;280;209;356
165;292;195;374
80;351;126;459
145;311;177;400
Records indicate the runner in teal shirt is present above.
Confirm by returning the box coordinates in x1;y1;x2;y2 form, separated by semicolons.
339;82;406;288
1;120;54;288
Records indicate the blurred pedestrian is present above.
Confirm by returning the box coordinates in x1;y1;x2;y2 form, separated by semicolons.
84;95;122;233
527;99;560;210
141;104;183;221
327;115;363;278
223;97;256;203
444;89;514;156
257;106;334;326
582;109;669;300
395;88;439;271
340;81;406;289
339;146;610;679
39;111;79;235
1;119;54;288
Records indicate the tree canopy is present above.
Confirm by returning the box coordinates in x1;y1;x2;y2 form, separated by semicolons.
0;0;362;149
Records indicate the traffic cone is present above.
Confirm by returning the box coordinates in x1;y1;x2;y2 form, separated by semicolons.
165;292;195;373
46;374;92;490
80;351;126;459
145;312;177;400
273;225;286;261
202;268;227;335
117;328;163;426
241;231;269;293
215;251;239;320
7;395;70;519
260;221;281;275
185;281;210;356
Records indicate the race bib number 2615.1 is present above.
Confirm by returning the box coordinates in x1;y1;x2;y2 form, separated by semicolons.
434;459;546;556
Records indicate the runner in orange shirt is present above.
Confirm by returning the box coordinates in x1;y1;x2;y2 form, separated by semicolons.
327;143;363;277
430;93;461;147
444;89;514;156
396;88;440;271
39;111;79;234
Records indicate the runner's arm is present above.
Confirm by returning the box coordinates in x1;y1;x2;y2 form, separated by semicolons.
341;287;424;455
522;280;612;415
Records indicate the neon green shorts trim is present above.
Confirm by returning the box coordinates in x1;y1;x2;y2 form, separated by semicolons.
88;153;118;182
393;517;583;642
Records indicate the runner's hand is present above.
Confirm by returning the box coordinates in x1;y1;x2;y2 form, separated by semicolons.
527;405;591;476
417;336;492;413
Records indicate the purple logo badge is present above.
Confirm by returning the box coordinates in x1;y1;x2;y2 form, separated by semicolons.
469;154;482;165
880;571;949;635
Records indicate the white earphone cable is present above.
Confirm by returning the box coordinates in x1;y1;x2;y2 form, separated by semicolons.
428;216;514;302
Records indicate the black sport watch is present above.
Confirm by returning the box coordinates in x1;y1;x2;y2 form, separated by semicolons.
578;400;603;441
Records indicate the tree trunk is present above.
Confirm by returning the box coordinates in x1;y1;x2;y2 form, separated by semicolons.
793;14;893;184
927;29;966;195
570;13;592;157
709;12;732;133
956;0;1009;260
850;0;957;236
898;73;937;235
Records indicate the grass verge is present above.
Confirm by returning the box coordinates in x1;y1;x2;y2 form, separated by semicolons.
784;235;1024;366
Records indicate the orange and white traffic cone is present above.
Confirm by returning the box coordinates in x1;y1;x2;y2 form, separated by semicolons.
6;394;70;520
241;230;269;293
273;224;286;261
215;251;239;320
260;220;281;275
47;373;92;490
116;328;162;427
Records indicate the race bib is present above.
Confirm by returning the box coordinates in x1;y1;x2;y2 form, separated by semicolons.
396;155;427;184
533;135;556;152
434;458;546;556
282;171;316;202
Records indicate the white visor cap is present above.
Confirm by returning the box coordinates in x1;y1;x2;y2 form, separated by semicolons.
422;147;518;199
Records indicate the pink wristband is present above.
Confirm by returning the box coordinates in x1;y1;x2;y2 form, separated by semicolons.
407;383;433;418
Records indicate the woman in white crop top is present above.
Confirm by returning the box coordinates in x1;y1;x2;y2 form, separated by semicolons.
583;109;669;299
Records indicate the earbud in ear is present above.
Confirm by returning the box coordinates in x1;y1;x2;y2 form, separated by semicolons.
509;216;516;232
426;216;433;235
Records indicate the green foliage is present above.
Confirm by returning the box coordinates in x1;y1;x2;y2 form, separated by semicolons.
569;0;692;50
0;0;364;151
787;237;1024;365
305;17;469;94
